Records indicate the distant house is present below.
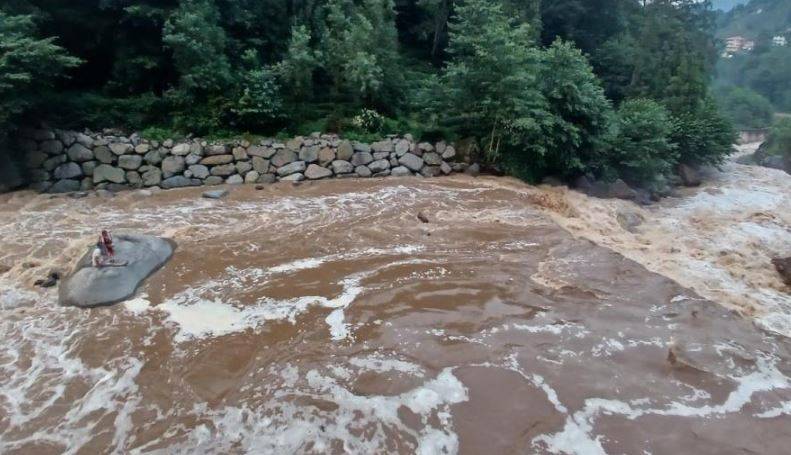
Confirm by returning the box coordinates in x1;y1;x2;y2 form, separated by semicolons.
724;36;755;56
772;36;787;47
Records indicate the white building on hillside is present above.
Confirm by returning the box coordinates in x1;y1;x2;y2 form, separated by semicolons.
725;36;755;56
772;36;787;47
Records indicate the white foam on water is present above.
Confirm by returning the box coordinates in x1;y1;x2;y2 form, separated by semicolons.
349;354;426;376
267;257;327;274
531;354;791;454
160;365;467;454
756;400;791;418
158;255;431;342
0;298;147;454
325;308;349;341
0;283;40;310
123;296;151;315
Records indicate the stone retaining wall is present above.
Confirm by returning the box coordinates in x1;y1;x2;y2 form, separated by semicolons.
16;128;476;194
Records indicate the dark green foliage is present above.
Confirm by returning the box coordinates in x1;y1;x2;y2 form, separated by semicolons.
0;10;79;134
231;50;283;130
610;99;677;185
713;86;774;129
2;0;740;188
761;118;791;159
534;40;613;179
671;99;736;166
434;0;544;162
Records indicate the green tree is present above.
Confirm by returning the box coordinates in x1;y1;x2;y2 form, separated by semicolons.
537;40;613;179
276;24;320;103
671;98;735;166
758;118;791;162
713;85;774;129
231;50;283;130
315;0;402;107
163;0;233;132
163;0;232;94
610;99;677;186
0;10;79;134
436;0;546;164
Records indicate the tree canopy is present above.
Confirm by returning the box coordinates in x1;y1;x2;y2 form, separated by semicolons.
1;0;736;188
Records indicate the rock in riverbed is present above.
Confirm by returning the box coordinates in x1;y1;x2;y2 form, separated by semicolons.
59;234;175;307
202;189;228;199
773;257;791;287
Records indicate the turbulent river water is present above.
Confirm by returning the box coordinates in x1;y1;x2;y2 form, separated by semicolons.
1;145;790;454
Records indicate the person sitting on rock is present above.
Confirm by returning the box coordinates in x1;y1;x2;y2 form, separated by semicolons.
100;230;115;258
92;242;107;267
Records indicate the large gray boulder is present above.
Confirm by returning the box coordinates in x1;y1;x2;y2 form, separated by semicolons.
162;156;186;177
271;149;298;167
398;153;424;172
161;176;200;189
54;162;83;180
93;164;126;184
59;234;175;308
67;143;94;162
277;161;306;176
305;163;333;180
49;179;81;193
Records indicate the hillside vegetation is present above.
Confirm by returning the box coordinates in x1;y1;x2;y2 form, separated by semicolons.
1;0;735;190
716;0;791;38
714;0;791;121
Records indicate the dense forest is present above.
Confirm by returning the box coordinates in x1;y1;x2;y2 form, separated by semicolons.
713;0;791;127
2;0;736;189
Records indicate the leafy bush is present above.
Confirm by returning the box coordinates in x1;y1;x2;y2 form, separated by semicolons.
713;86;774;129
140;126;182;142
231;51;284;130
671;98;736;166
37;92;167;132
0;10;79;137
534;39;614;179
761;118;791;159
351;109;385;133
609;99;677;186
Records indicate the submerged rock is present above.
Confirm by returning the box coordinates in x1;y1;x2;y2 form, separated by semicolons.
677;163;701;187
34;270;61;288
202;189;228;199
59;234;175;308
772;257;791;287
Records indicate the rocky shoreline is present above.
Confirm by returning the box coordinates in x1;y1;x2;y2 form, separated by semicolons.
16;128;479;194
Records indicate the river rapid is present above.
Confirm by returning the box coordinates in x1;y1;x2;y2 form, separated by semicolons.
1;147;790;454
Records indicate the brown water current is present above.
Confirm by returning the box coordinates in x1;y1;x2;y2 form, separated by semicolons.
1;153;790;454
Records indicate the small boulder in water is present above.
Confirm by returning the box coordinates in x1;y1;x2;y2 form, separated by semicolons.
677;163;701;187
202;189;228;199
465;163;481;177
59;234;175;308
607;179;637;200
34;270;60;288
772;257;791;287
616;210;643;233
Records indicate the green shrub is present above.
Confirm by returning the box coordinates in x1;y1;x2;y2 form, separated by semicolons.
762;118;791;159
533;40;614;179
231;50;284;131
671;98;736;166
713;86;774;129
610;99;677;186
40;92;168;131
140;126;182;142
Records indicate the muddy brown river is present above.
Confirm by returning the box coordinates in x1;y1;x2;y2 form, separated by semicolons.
1;162;790;453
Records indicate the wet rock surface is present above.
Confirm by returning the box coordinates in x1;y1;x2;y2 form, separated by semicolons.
58;234;175;307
